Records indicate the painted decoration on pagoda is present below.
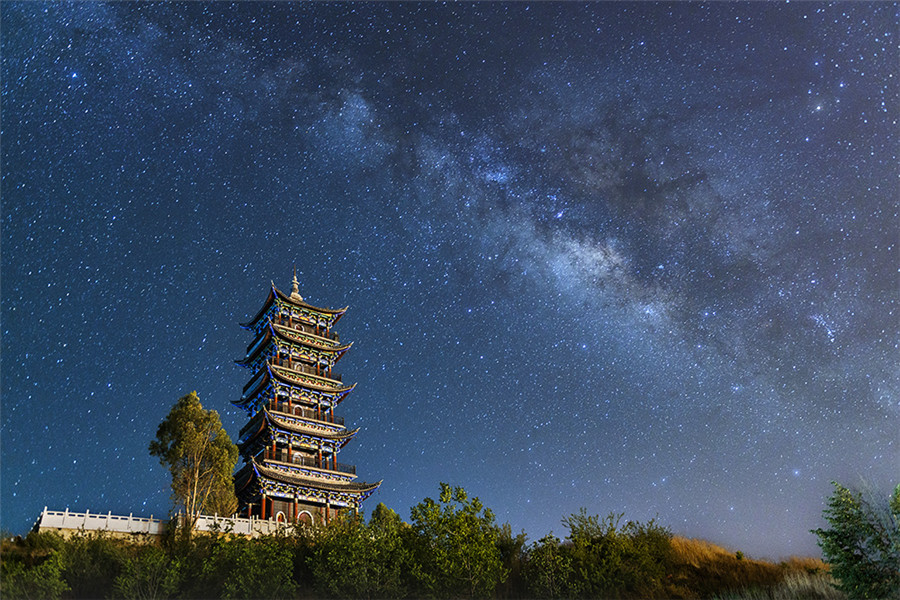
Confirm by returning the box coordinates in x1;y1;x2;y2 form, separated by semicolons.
233;272;381;525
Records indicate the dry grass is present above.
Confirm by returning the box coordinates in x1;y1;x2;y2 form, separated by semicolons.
667;536;842;600
714;571;845;600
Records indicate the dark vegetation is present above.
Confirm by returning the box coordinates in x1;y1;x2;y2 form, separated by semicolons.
2;481;882;600
812;482;900;600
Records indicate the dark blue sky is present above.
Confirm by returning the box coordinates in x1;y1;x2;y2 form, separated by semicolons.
2;2;897;558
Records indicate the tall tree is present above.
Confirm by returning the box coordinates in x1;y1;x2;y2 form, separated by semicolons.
149;392;238;532
813;481;900;599
410;483;507;599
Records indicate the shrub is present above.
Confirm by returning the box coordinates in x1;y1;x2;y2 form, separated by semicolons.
59;531;128;599
410;483;507;598
204;535;297;600
523;533;580;599
562;509;674;598
0;552;69;600
114;545;181;600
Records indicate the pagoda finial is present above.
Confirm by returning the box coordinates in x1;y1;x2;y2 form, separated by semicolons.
290;266;304;302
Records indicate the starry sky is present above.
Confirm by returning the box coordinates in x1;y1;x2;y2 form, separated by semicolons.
1;2;897;559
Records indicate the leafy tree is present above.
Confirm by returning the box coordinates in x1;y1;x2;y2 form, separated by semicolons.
563;509;673;599
365;503;413;598
0;553;69;600
114;545;181;600
813;481;900;599
410;483;507;598
495;523;528;598
311;505;412;598
311;512;376;598
58;531;128;599
524;533;580;599
149;391;239;532
209;535;297;600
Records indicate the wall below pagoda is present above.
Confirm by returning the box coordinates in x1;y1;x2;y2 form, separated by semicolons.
248;498;351;526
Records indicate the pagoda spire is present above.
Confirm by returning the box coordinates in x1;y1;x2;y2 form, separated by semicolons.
290;266;304;302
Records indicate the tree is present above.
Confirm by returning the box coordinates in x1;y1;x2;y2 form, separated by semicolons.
562;509;673;598
58;531;127;599
409;483;507;598
0;553;69;600
524;533;579;599
113;546;181;600
367;503;414;598
149;391;239;532
310;505;413;598
813;481;900;599
207;536;296;600
310;512;377;598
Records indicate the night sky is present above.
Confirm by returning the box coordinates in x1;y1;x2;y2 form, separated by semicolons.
2;2;897;559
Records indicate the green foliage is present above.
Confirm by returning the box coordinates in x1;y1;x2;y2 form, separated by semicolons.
524;533;580;599
114;545;181;600
364;504;413;597
18;530;65;555
495;523;528;598
207;535;297;600
149;391;239;529
0;552;69;600
310;507;411;598
3;483;869;599
813;481;900;599
410;483;507;598
562;508;674;599
59;531;128;599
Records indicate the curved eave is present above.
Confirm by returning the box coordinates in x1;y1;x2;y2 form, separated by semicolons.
267;411;359;442
270;322;353;354
254;460;382;494
238;365;355;405
235;463;257;494
236;328;274;368
237;364;273;404
235;364;355;407
272;286;348;318
238;407;270;443
270;365;356;394
240;286;278;330
236;328;351;370
239;281;348;331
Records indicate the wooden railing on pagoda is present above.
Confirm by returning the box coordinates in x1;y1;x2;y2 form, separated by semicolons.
270;359;342;382
262;449;357;475
273;316;340;342
270;402;345;425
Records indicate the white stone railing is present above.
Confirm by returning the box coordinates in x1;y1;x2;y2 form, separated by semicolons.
35;508;165;535
190;513;291;536
34;507;293;538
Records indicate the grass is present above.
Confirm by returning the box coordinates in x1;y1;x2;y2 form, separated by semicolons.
668;536;844;600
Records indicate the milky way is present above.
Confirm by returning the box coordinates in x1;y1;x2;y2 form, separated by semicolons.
2;2;897;557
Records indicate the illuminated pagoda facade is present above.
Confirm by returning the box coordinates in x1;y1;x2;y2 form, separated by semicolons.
233;273;380;525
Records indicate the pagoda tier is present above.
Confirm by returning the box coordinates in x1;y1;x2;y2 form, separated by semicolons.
241;281;347;335
235;460;380;524
233;274;380;525
235;363;356;417
238;409;359;464
237;320;352;373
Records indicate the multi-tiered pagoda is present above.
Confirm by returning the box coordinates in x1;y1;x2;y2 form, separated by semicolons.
233;273;380;525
